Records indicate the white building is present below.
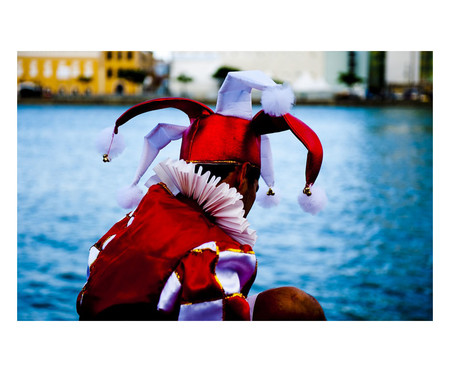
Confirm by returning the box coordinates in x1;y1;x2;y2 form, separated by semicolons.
168;51;368;101
167;51;428;101
385;51;421;85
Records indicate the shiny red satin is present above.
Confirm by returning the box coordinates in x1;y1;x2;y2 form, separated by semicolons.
180;113;262;167
114;98;324;185
252;111;323;185
77;184;254;320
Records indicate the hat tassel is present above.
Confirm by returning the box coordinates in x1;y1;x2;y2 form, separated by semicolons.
116;123;187;210
256;135;281;208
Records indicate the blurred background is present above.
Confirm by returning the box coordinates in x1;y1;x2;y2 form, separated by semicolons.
17;51;433;320
17;51;433;104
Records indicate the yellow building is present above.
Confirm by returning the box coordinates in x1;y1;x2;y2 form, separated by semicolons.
103;51;154;95
17;51;154;96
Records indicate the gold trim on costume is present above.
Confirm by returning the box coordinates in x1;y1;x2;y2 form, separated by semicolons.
225;293;246;300
157;182;173;195
222;247;255;255
186;159;261;169
101;234;116;251
174;270;182;283
190;241;217;254
187;159;242;165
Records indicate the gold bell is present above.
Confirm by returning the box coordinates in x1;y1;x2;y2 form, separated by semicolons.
266;187;275;196
303;186;312;196
103;154;110;163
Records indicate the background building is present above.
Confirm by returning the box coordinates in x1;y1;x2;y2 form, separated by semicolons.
103;51;154;95
384;51;433;100
167;51;370;101
17;51;155;97
17;51;432;102
167;51;432;102
168;51;339;101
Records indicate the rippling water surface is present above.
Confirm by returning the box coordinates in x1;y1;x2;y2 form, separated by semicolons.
17;104;432;320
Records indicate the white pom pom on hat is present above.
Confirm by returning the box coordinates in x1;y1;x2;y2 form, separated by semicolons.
95;126;126;161
298;184;327;215
256;186;280;208
261;83;295;117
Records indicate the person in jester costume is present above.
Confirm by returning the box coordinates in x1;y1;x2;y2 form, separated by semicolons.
77;70;327;320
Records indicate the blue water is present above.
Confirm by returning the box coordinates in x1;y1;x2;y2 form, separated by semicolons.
17;104;433;320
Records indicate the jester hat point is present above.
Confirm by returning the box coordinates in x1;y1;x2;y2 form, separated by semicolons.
96;70;326;214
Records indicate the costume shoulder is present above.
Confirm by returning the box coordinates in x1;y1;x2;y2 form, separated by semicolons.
77;184;237;319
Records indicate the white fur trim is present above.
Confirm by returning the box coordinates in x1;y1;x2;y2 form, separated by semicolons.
261;83;295;117
298;184;327;215
116;184;144;210
95;126;125;159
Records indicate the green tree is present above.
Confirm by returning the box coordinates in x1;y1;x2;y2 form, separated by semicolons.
338;51;364;98
212;66;240;85
338;71;363;88
176;73;194;96
212;66;240;79
176;73;193;84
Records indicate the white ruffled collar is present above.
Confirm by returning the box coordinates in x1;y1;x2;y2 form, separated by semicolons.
145;158;257;247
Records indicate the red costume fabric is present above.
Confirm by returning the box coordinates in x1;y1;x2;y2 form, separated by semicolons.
76;183;257;320
82;71;326;320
